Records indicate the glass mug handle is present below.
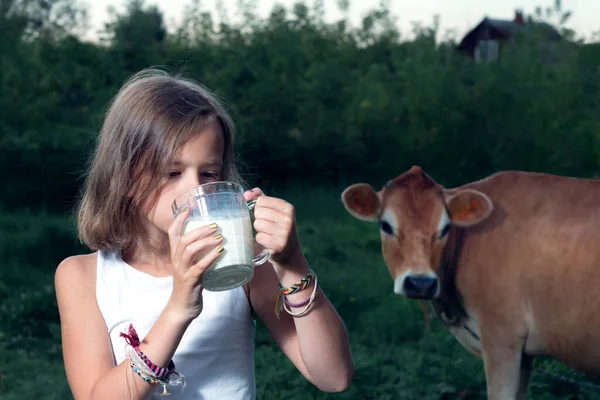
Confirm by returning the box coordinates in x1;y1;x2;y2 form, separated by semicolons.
247;199;270;266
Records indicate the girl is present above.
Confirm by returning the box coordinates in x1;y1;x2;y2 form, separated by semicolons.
54;68;354;400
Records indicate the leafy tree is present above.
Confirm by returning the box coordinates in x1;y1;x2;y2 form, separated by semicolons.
0;0;599;212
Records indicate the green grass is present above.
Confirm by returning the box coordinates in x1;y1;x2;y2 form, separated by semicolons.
0;187;599;399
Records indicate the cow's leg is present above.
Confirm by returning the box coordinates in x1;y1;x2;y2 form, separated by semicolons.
516;353;532;400
480;334;529;400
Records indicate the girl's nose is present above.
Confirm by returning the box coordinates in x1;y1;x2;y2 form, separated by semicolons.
186;174;201;190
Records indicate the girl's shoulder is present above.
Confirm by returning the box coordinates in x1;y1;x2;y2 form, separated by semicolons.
54;252;99;291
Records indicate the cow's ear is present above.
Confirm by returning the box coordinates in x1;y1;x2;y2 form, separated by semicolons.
341;183;380;222
445;189;493;227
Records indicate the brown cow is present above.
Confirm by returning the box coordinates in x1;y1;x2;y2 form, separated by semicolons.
341;165;600;400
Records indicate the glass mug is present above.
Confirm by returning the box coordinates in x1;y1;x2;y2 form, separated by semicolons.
171;181;270;292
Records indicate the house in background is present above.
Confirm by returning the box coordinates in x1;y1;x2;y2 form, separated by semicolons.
457;11;563;62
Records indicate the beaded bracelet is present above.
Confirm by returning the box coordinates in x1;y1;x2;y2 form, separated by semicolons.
275;269;317;319
129;358;165;387
137;345;175;380
281;274;319;317
120;324;186;396
128;347;172;393
284;280;319;308
120;324;175;379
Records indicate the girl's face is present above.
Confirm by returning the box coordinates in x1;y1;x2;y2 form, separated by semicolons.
144;119;225;238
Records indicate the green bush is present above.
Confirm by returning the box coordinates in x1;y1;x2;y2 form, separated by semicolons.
1;1;599;213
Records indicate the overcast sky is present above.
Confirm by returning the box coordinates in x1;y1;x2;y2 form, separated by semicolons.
83;0;598;42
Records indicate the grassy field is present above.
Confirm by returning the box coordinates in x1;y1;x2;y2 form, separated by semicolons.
0;186;598;399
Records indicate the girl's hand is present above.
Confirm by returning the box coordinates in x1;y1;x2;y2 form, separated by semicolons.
167;208;224;320
245;188;302;266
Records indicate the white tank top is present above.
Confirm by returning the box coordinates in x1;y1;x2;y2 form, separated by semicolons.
95;250;256;399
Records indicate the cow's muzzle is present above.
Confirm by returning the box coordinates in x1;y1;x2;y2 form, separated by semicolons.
395;273;439;300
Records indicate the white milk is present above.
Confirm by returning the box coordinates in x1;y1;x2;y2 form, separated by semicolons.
182;215;254;291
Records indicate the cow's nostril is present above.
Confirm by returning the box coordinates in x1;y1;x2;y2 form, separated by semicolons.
403;275;438;299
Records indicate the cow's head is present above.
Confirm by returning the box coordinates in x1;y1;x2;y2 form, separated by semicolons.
341;166;493;300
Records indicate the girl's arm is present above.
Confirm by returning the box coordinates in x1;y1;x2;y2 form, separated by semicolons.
246;192;354;392
56;211;223;399
249;255;354;392
55;254;192;400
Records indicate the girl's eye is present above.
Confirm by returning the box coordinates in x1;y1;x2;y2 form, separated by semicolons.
202;172;220;179
167;171;181;178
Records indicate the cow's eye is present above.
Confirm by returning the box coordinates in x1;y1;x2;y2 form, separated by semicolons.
438;223;451;239
380;220;394;235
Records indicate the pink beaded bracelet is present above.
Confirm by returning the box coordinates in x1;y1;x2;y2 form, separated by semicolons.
120;324;176;380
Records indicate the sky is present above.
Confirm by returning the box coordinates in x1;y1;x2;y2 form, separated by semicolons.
83;0;598;42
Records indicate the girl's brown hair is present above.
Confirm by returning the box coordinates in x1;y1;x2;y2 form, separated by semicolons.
76;68;244;251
